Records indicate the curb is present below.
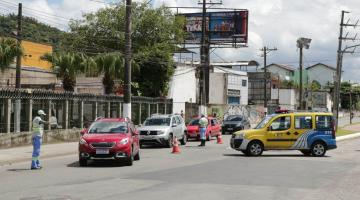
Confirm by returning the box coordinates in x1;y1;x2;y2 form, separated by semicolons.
0;150;77;167
336;132;360;142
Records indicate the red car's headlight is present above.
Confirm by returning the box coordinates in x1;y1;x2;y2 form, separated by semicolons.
118;138;129;145
79;138;88;145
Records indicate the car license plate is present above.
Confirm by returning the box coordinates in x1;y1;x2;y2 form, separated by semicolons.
143;136;154;140
228;128;233;131
96;149;109;154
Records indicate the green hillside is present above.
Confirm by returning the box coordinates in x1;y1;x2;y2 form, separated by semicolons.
0;14;65;48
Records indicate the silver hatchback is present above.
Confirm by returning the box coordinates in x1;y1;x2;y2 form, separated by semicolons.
138;114;187;148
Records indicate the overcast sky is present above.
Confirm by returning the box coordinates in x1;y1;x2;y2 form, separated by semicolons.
1;0;360;82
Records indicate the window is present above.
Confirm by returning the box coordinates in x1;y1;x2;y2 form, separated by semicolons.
144;118;171;126
270;116;291;131
175;116;181;125
316;115;333;130
295;116;312;129
88;122;128;134
211;119;216;126
213;119;218;124
242;80;247;87
255;115;273;129
228;96;240;105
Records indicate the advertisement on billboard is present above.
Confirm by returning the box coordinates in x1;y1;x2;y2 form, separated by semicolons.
180;11;248;44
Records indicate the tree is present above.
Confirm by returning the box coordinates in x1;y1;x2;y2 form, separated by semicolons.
310;80;321;91
62;2;184;97
339;81;360;110
95;53;124;94
41;52;85;91
134;46;174;97
0;14;65;50
0;38;22;71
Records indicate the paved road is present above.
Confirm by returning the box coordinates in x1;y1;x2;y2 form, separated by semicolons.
1;136;360;200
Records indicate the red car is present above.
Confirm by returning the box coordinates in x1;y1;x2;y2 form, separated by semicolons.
78;118;140;166
186;117;221;141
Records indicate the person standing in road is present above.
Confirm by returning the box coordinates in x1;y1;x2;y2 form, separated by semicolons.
198;114;208;147
31;110;47;170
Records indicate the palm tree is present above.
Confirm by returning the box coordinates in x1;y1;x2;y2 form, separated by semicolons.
95;53;124;94
41;52;84;92
0;38;23;71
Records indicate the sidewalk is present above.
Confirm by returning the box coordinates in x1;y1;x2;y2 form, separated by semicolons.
0;142;78;166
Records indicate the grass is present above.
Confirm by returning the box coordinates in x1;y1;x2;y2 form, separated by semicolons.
336;128;356;137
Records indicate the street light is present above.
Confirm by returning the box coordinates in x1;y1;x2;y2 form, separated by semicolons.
297;37;311;110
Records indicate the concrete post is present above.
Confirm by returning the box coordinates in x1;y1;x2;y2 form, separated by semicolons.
106;101;111;118
164;103;167;114
47;100;52;130
92;101;98;120
118;102;122;118
79;101;84;128
27;99;33;132
139;103;142;125
64;100;69;129
5;98;11;133
148;103;151;117
14;99;21;133
156;103;159;114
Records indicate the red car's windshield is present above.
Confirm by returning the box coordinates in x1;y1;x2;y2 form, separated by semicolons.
189;119;200;126
88;121;128;134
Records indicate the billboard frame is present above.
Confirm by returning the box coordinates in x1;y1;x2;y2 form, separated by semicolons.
178;10;249;48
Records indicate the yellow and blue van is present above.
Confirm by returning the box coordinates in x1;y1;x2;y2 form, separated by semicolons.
230;112;337;157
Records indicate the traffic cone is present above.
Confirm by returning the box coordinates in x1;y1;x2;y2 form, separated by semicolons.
217;134;223;144
172;137;181;154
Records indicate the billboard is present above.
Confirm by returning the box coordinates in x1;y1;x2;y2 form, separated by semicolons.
180;11;248;44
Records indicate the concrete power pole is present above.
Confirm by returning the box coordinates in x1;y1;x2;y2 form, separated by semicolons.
333;10;359;129
260;46;277;115
15;3;22;89
296;37;311;110
198;0;222;115
199;0;207;115
123;0;132;119
14;3;22;133
334;11;346;128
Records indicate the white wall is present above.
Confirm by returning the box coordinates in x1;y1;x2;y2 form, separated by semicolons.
307;64;335;88
226;74;248;105
278;89;296;110
167;65;197;114
266;64;293;80
209;73;225;104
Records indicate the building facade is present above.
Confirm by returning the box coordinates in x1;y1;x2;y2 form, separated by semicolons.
306;63;336;88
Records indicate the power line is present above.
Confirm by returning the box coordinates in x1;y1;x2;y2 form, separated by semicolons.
0;0;71;21
0;5;69;27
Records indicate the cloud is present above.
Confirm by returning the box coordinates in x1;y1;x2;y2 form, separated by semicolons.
3;0;360;81
155;0;360;81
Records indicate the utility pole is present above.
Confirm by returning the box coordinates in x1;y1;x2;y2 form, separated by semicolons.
296;37;311;110
14;3;22;133
334;11;346;129
299;46;303;110
123;0;132;119
15;3;22;89
260;46;277;115
197;0;222;115
334;10;359;129
349;84;353;124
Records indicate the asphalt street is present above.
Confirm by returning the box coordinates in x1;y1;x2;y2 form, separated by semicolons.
0;136;360;200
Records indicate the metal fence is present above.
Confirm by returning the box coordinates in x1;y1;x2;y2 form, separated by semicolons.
0;88;173;133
